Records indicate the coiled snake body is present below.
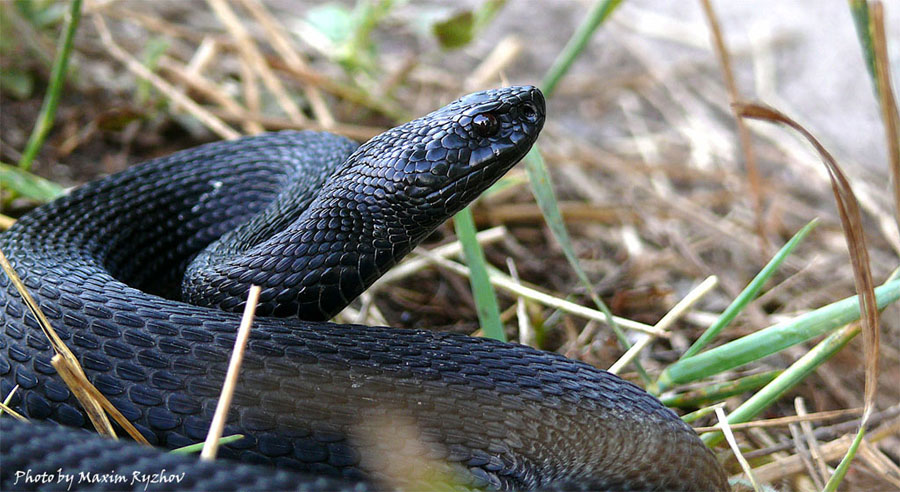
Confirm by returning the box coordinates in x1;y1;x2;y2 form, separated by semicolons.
0;86;728;491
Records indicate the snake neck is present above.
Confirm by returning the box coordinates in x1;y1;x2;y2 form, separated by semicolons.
182;85;545;321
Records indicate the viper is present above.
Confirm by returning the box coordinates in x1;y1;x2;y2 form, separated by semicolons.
0;86;728;491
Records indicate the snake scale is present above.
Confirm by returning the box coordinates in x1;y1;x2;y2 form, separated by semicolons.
0;86;728;491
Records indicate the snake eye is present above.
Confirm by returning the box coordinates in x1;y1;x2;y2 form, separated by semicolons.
473;113;499;137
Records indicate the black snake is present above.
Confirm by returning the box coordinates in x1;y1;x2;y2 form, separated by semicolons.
0;86;728;491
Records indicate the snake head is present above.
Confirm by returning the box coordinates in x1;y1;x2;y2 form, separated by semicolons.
342;85;546;224
184;86;545;320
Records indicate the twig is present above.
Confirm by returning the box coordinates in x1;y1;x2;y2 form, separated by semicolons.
465;35;522;91
698;0;766;251
375;226;507;286
869;2;900;236
207;107;383;141
742;404;899;459
609;275;717;374
693;407;865;433
92;14;240;140
0;402;27;422
201;285;261;460
0;248;148;444
795;397;830;486
206;0;305;124
506;257;536;348
237;0;335;128
716;407;761;492
416;249;663;336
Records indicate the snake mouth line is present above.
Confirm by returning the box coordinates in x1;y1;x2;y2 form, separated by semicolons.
429;126;540;202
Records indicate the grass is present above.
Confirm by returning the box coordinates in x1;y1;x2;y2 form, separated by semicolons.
2;1;899;490
17;0;82;173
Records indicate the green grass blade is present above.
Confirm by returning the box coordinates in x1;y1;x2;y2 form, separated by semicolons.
822;425;866;492
454;206;506;342
848;0;876;90
702;321;861;445
1;162;65;202
659;278;900;391
681;219;819;359
524;148;648;383
530;0;641;378
18;0;82;172
681;404;723;424
540;0;623;97
660;370;781;409
169;434;244;454
136;37;169;106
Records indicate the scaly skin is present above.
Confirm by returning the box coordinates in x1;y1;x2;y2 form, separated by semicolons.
0;86;728;491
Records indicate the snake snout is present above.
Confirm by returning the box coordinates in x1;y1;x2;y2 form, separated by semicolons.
383;86;545;209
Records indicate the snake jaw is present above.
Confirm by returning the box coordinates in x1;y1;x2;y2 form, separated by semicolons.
393;85;545;208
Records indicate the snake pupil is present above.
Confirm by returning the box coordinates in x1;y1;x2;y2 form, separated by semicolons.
473;112;499;137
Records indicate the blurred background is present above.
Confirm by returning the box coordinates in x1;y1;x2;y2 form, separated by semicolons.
1;1;898;490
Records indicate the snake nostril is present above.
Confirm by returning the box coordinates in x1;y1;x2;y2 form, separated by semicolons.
521;103;538;122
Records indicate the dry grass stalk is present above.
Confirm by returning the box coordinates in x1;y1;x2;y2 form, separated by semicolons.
789;398;825;488
473;201;641;226
742;406;900;461
50;354;116;438
238;55;265;135
417;249;663;336
1;384;19;408
736;102;881;425
376;226;507;286
0;248;149;444
858;441;900;488
109;3;392;117
0;214;15;230
505;257;536;348
753;434;853;484
608;275;717;374
103;8;217;43
206;0;306;125
185;36;218;75
0;402;27;421
0;385;27;422
787;420;821;490
750;406;899;484
207;107;384;141
692;407;865;434
92;14;240;140
869;2;900;235
201;285;261;460
237;0;336;128
794;398;830;485
465;35;523;91
158;56;247;117
715;407;760;492
698;0;766;250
